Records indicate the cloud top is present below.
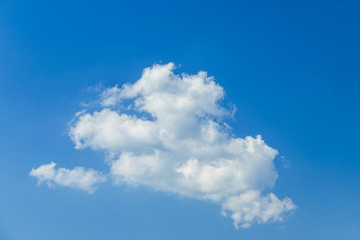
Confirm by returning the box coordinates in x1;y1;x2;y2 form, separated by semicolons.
30;63;295;228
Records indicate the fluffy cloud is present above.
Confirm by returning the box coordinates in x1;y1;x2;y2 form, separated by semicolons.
30;63;295;228
221;191;295;228
29;162;106;194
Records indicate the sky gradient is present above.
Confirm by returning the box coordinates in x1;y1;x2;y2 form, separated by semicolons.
0;0;359;239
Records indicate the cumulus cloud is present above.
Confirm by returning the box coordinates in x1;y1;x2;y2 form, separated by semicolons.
29;162;106;194
31;63;295;228
221;191;295;228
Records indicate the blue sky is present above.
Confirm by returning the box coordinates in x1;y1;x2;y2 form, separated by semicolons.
0;0;360;239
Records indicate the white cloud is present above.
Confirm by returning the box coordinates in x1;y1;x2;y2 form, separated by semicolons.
221;191;296;229
29;162;106;194
31;63;295;227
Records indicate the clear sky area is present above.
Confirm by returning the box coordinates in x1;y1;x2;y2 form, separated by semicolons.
0;0;359;239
